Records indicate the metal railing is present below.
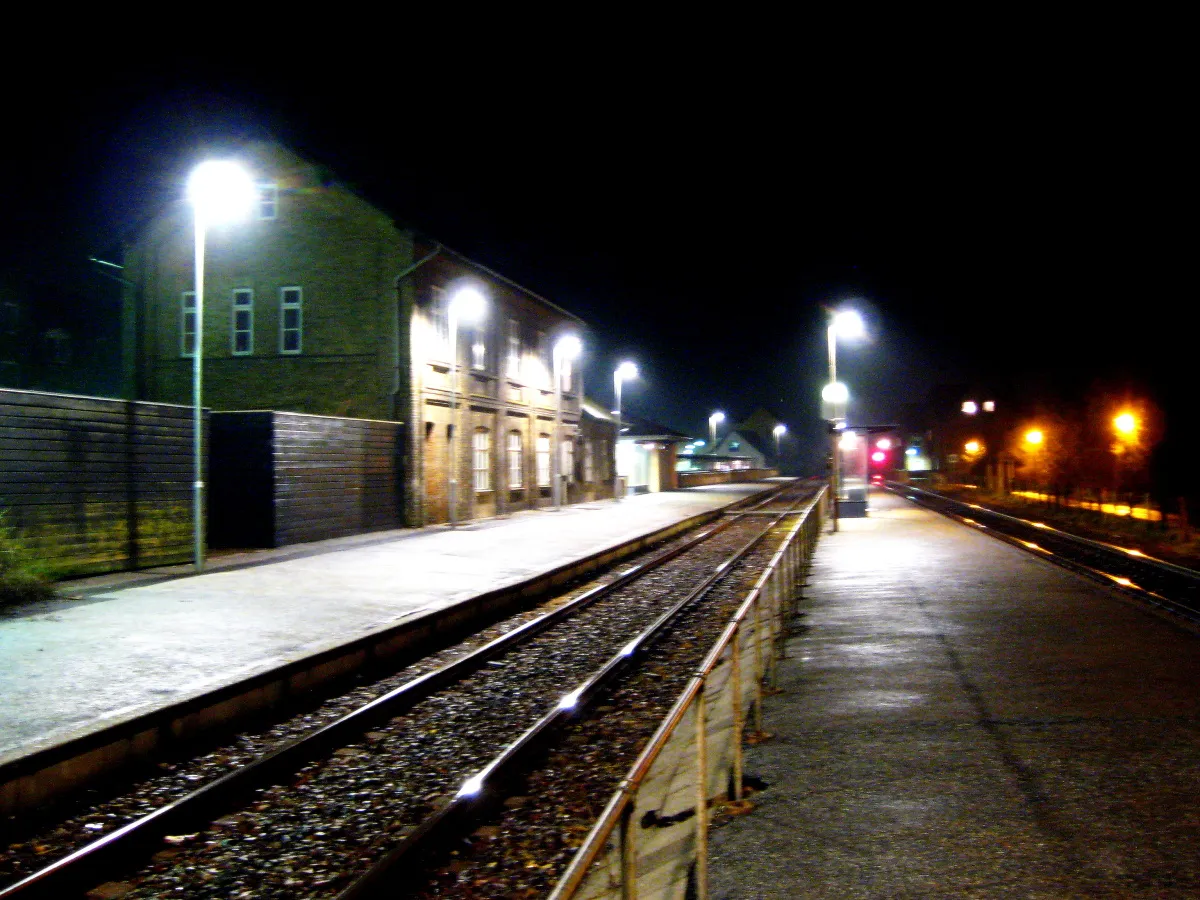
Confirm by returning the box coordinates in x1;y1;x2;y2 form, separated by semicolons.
548;486;827;900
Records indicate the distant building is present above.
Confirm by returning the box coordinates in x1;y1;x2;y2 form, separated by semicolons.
123;140;611;525
615;413;690;493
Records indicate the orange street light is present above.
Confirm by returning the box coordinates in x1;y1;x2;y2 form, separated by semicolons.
964;440;983;455
1024;429;1044;447
1114;412;1137;437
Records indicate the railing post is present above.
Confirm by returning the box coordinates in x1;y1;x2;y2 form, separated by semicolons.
752;591;764;736
731;624;743;802
694;680;709;900
620;796;638;900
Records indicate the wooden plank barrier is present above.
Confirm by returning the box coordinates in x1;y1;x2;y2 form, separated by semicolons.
0;388;195;577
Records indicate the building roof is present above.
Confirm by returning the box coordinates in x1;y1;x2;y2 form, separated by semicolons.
617;412;693;444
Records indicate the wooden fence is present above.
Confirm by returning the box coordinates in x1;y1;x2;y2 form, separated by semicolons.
209;411;405;548
0;388;195;577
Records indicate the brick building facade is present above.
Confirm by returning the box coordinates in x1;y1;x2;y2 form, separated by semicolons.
123;141;614;527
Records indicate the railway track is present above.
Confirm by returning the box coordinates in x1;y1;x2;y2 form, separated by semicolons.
1;482;817;899
892;483;1200;622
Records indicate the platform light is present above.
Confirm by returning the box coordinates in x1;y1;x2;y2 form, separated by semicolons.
962;401;978;415
186;159;257;574
1024;429;1044;446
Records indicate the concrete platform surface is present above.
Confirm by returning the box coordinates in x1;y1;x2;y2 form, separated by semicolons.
0;484;770;766
709;488;1200;898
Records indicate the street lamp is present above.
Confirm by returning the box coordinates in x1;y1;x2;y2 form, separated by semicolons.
826;308;865;532
552;335;582;511
186;160;256;573
773;423;787;461
709;411;725;449
447;285;486;528
613;361;638;502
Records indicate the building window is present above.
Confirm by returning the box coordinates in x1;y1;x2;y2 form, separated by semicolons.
506;318;521;379
536;330;550;388
232;289;253;355
471;324;487;370
473;428;492;492
257;183;278;220
181;291;196;357
536;433;551;487
559;352;573;392
583;440;594;483
561;437;575;483
280;287;302;354
507;430;523;489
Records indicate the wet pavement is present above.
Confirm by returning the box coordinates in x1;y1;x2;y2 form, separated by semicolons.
709;488;1200;898
0;484;770;766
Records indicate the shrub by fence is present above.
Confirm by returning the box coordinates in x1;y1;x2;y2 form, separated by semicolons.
0;388;195;577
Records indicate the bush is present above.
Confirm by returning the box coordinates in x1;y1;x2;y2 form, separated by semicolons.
0;512;56;607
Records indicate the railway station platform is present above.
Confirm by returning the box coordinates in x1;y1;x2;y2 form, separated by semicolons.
709;487;1200;897
0;483;775;770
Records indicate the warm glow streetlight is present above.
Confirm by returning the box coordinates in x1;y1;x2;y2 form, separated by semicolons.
1114;412;1137;436
964;440;982;455
826;307;865;532
709;411;725;449
1024;429;1044;447
552;335;582;511
447;285;486;528
186;159;257;573
613;361;638;502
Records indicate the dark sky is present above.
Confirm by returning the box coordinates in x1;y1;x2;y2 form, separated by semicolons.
2;34;1189;467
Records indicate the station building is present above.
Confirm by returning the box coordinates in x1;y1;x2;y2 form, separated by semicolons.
121;140;615;528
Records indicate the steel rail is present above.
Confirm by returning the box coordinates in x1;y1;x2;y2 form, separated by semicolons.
334;488;815;899
0;482;799;899
892;483;1200;622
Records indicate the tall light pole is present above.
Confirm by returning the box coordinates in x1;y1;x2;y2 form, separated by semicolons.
613;361;638;502
447;286;486;528
825;309;865;532
186;160;256;573
773;423;787;465
553;335;582;511
708;411;725;450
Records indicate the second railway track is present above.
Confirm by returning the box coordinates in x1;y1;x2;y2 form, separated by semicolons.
892;483;1200;622
2;481;818;899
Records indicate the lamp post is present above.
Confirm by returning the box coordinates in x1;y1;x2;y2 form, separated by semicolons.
613;361;638;502
447;286;486;528
708;411;725;450
773;423;787;463
186;160;256;573
553;335;582;511
825;309;865;532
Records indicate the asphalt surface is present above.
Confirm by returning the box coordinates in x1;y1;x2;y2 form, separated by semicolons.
709;488;1200;898
0;484;770;766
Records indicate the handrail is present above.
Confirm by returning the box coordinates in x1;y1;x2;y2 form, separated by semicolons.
548;486;827;900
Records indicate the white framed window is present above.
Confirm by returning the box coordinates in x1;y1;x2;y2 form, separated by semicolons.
536;330;550;387
180;291;197;357
280;287;302;354
507;431;523;489
430;288;449;360
559;353;573;392
473;428;492;492
506;318;521;378
536;433;551;487
561;437;575;483
471;324;487;370
583;440;594;483
257;183;278;220
231;289;253;355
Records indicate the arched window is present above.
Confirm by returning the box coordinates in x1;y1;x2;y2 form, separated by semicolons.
507;431;524;489
473;428;491;492
536;433;551;487
561;437;575;484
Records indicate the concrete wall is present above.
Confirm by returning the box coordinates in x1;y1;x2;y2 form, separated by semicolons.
677;468;778;488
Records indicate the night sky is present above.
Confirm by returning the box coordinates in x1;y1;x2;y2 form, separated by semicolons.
2;35;1189;471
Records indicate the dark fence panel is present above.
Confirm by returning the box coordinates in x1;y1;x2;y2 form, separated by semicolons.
209;411;404;549
0;388;195;577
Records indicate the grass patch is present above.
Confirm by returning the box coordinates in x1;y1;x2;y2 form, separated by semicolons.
0;512;57;608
